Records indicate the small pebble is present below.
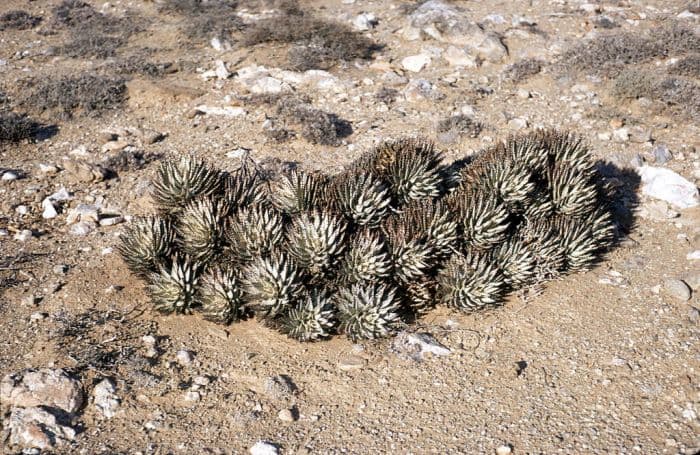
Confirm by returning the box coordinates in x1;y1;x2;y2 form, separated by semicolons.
13;229;33;242
193;376;210;386
653;144;673;164
183;391;200;402
277;408;296;422
250;441;279;455
496;445;512;455
338;355;365;371
176;349;194;365
1;171;19;181
663;278;692;301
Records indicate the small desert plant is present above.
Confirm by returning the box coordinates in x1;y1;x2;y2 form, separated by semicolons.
0;111;40;143
118;130;619;342
0;10;42;30
23;74;127;117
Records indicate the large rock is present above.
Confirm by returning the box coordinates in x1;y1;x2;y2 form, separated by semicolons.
1;368;84;414
638;166;699;209
408;0;507;62
8;407;76;450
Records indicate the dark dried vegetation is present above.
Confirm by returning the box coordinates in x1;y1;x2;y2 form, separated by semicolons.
23;74;127;117
502;58;543;83
159;0;244;41
242;4;379;70
560;22;700;74
0;10;42;30
611;68;700;118
0;111;40;143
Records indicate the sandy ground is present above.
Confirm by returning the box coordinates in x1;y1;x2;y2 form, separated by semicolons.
1;0;699;453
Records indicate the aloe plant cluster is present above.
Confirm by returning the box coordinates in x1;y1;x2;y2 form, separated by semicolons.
118;130;616;342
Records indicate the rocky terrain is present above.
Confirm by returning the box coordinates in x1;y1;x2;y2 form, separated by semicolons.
1;0;699;453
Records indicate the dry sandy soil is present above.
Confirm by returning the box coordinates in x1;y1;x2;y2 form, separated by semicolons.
1;0;699;453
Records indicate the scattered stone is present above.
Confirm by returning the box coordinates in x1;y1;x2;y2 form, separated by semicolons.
1;368;84;414
8;407;76;450
264;375;296;399
688;250;700;260
69;221;96;236
638;166;699;209
680;272;700;291
443;45;477;67
193;376;210;387
194;105;247;118
353;12;377;31
66;204;99;224
689;306;700;323
210;37;224;51
250;441;280;455
516;88;531;99
392;332;451;361
508;117;528;130
141;129;164;145
41;198;58;219
496;445;513;455
237;65;291;94
628;127;652;143
101;140;130;153
2;170;19;181
613;127;629;142
30;312;47;322
38;163;60;175
277;408;296;422
176;349;194;366
652;144;673;164
215;60;230;80
409;0;507;62
663;278;692;301
13;229;33;242
62;158;108;183
93;378;120;419
47;187;72;202
402;54;431;73
183;390;200;402
15;205;29;216
338;355;365;371
403;79;441;102
639;200;678;221
99;214;124;226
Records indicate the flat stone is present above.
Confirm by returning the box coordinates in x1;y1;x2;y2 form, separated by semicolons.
638;166;699;209
93;378;120;419
176;349;194;365
1;368;84;414
250;441;279;455
663;278;692;301
402;54;431;73
194;105;246;117
8;407;76;450
392;332;451;361
99;214;124;226
2;171;19;181
214;60;230;80
66;204;99;224
277;408;296;422
13;229;33;241
69;221;96;236
652;144;673;164
41;199;58;219
353;12;377;31
338;355;365;371
443;45;477;67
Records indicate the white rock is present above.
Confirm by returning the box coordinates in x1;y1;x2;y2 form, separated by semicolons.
176;349;194;365
195;105;247;117
66;204;99;224
663;278;692;301
508;117;528;130
277;408;296;422
38;163;59;174
403;79;439;102
15;205;28;215
93;378;120;418
183;390;200;402
402;54;431;72
443;45;477;67
13;229;33;241
483;14;506;24
392;332;451;360
41;199;58;219
677;10;698;19
250;441;280;455
237;65;291;94
495;445;513;455
638;166;699;209
8;407;76;450
210;37;223;51
2;170;19;181
580;3;600;14
613;127;629;142
70;221;96;236
99;215;124;226
48;187;72;202
687;250;700;260
409;0;507;62
1;368;84;413
353;12;377;31
215;60;230;80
